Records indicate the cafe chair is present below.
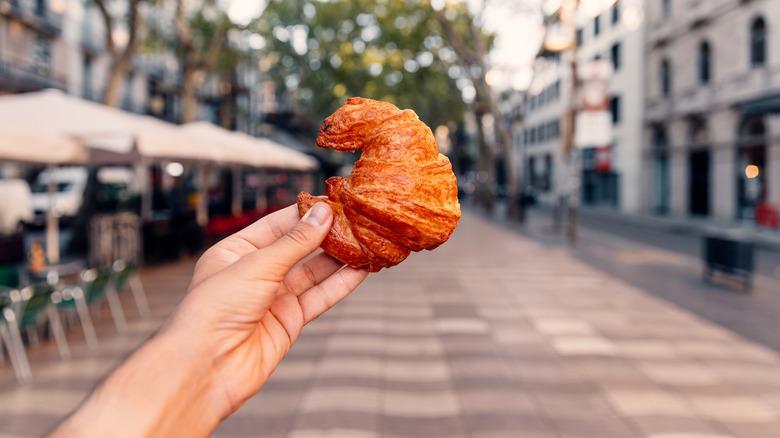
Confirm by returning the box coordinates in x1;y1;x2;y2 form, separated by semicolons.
0;283;71;383
111;259;151;320
55;268;119;349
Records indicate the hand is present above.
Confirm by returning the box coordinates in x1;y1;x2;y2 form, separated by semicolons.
50;202;368;438
171;202;369;418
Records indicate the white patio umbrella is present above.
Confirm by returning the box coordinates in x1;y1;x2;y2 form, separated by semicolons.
0;130;87;164
179;122;318;170
180;122;318;218
0;90;223;262
0;89;138;158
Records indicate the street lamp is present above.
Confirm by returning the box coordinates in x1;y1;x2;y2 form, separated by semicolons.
542;0;580;242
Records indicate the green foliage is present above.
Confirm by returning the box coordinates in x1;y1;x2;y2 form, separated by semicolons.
254;0;485;130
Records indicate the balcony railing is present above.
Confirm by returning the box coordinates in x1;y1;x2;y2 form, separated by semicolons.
0;58;67;92
0;0;63;36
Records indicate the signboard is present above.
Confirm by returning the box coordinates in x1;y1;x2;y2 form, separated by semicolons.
574;59;613;149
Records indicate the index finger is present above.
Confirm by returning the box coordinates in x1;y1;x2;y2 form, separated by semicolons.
192;204;302;287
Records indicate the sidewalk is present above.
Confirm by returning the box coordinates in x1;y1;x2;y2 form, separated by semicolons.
540;202;780;252
2;211;780;437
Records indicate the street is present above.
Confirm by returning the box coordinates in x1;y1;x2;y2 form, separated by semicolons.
2;209;780;437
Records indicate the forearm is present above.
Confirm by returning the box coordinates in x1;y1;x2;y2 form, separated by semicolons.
50;328;222;438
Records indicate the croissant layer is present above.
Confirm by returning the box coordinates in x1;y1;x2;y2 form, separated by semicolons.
298;97;461;272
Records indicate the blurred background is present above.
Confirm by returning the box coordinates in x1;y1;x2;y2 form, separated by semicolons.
2;0;780;437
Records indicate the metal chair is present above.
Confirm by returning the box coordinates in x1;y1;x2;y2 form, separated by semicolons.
0;282;70;383
54;268;118;349
111;259;151;320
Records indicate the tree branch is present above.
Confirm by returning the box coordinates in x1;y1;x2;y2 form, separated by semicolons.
201;26;226;71
116;0;142;63
92;0;115;55
175;0;194;51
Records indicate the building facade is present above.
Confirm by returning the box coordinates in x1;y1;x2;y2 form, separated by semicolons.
0;0;261;130
518;0;645;213
644;0;780;223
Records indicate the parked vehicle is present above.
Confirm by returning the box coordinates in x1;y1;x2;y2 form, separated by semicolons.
29;166;138;226
0;179;33;234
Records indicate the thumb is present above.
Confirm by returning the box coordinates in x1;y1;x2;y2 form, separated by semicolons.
256;202;333;276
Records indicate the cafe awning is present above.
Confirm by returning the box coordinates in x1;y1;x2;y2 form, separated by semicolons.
735;93;780;116
180;122;319;171
0;90;316;170
0;130;87;164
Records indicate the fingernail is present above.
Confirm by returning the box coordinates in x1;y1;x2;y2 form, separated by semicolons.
305;202;329;226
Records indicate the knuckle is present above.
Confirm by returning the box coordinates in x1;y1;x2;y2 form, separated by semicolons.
284;225;313;247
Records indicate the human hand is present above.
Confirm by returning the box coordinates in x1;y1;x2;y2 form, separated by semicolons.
51;202;367;438
169;202;369;419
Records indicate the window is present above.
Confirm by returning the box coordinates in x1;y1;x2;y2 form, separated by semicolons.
31;37;51;74
121;73;134;111
612;1;620;25
750;16;766;67
82;54;93;100
35;0;47;16
652;125;669;149
662;0;671;20
660;58;672;97
698;40;711;84
594;15;601;36
610;95;621;124
576;28;584;47
611;42;621;71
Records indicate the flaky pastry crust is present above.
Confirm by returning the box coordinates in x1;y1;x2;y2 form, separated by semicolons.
297;97;461;272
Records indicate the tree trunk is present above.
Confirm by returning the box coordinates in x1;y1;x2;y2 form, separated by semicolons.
103;57;130;107
181;68;199;123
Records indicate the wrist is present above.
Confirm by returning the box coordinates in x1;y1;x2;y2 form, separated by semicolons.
52;327;223;438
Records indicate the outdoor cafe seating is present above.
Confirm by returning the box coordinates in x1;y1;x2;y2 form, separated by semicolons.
0;259;149;383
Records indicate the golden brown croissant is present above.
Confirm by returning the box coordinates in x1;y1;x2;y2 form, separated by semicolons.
297;97;461;272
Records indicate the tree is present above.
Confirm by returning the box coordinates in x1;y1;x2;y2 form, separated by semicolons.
254;0;469;135
433;0;518;215
92;0;143;107
174;0;232;123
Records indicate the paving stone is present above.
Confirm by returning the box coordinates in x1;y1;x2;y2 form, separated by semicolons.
4;211;780;438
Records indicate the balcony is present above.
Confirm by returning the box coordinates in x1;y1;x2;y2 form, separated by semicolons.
687;0;713;28
645;97;675;122
677;85;717;115
0;57;67;93
648;20;673;48
0;0;63;36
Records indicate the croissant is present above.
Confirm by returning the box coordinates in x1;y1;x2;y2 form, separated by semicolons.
297;97;461;272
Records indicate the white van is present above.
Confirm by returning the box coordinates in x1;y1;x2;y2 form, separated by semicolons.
0;179;33;235
29;166;138;225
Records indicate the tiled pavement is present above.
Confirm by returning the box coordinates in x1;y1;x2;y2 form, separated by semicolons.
2;211;780;437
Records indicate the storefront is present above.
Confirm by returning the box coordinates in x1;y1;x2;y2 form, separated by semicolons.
736;117;767;221
581;146;619;208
